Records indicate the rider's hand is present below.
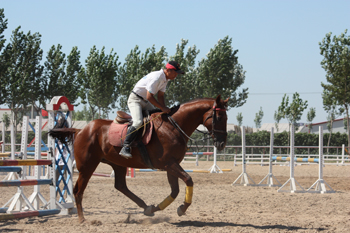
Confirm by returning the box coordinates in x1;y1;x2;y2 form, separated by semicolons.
161;107;171;114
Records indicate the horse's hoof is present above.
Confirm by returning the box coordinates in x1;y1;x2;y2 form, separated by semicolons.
144;205;155;216
177;206;186;216
79;217;86;224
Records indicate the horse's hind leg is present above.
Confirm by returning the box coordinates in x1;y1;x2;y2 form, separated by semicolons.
146;162;193;216
109;164;150;214
73;157;100;223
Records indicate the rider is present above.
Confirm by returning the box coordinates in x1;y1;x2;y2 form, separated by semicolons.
119;61;185;159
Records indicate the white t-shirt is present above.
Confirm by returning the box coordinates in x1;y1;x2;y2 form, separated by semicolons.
132;69;168;99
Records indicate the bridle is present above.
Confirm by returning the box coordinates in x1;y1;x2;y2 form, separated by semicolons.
203;105;228;141
167;103;228;146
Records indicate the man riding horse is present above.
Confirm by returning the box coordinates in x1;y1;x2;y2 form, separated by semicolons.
119;61;185;159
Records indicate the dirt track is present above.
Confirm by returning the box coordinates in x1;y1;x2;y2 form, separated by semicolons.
1;161;349;232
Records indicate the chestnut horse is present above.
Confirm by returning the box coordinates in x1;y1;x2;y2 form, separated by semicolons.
49;95;228;223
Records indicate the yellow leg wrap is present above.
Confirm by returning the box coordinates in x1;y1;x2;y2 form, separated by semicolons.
158;195;175;210
184;186;193;204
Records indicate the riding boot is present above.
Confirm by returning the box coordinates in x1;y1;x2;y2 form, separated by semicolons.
119;126;138;159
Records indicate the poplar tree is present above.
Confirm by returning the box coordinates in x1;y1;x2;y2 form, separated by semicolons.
197;36;248;109
2;26;44;131
320;30;350;147
0;8;8;103
254;107;264;129
306;107;316;132
42;45;82;107
81;46;120;119
167;39;200;105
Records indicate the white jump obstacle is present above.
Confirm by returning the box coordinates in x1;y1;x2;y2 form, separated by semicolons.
0;155;57;213
0;96;76;220
232;125;334;194
277;125;305;193
257;128;282;187
307;127;335;193
232;126;256;186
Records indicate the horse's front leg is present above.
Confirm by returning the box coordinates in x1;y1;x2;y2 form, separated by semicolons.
146;162;193;216
111;165;150;214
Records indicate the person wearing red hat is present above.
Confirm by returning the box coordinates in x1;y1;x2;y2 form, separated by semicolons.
120;61;185;159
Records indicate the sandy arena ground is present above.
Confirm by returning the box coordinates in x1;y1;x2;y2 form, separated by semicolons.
0;161;349;233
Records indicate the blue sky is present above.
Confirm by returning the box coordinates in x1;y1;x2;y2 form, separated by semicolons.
1;0;349;126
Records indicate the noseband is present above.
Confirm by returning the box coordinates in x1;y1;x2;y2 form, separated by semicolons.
203;106;228;140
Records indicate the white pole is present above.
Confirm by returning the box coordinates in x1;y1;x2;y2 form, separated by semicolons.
232;126;256;186
342;144;345;165
307;126;335;193
1;122;4;153
277;125;305;193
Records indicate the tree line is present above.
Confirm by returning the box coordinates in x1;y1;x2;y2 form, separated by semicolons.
0;8;349;146
0;8;247;130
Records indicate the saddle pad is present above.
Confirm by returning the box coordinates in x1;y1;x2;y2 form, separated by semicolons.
108;121;153;147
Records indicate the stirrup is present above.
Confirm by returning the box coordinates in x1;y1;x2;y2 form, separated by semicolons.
120;146;132;159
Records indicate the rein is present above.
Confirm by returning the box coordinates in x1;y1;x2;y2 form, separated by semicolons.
167;104;227;149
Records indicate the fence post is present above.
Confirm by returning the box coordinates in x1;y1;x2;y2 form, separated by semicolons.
342;144;345;165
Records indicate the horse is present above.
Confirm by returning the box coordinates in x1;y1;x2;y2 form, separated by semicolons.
48;95;229;223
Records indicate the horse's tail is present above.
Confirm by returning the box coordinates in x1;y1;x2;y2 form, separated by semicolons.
48;128;81;144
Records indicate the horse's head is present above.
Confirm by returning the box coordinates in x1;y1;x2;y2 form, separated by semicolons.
203;95;229;150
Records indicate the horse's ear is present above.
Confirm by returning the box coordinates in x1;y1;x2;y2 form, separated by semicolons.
224;97;229;105
215;95;221;106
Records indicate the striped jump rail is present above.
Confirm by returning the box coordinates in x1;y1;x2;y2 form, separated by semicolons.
0;159;52;166
185;152;213;155
0;166;22;173
0;179;53;187
272;156;319;163
0;209;60;220
0;153;11;158
134;168;232;173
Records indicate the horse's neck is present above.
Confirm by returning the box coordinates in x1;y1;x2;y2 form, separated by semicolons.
172;101;212;137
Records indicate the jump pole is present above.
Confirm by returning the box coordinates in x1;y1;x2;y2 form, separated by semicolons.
0;209;60;221
3;124;19;181
208;147;223;173
257;127;281;187
307;126;335;193
277;125;305;193
0;155;56;213
232;126;256;186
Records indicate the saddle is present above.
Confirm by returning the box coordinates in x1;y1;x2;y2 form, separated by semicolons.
108;111;153;147
109;110;156;169
114;111;132;124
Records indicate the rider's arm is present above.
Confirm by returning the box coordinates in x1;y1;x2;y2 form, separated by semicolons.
146;91;170;113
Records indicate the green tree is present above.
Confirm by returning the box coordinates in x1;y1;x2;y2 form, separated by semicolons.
81;46;120;119
1;112;10;130
72;105;107;121
322;89;343;149
2;26;44;132
42;45;82;107
167;39;200;105
277;93;308;129
254;107;264;129
320;29;350;147
236;112;243;127
276;93;308;144
196;36;248;109
43;44;66;104
0;8;8;104
306;107;316;132
274;110;282;133
236;112;243;136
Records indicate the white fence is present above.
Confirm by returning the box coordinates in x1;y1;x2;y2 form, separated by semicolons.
188;145;350;166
